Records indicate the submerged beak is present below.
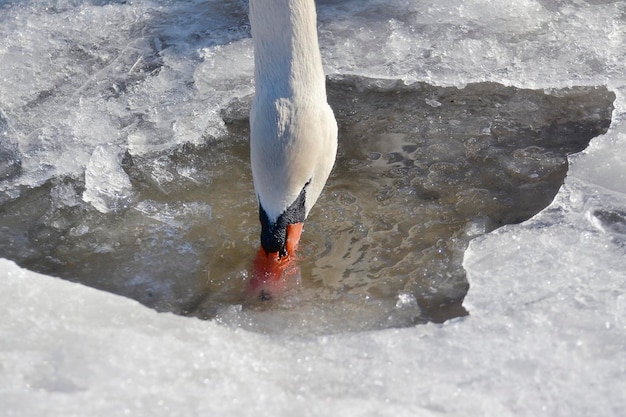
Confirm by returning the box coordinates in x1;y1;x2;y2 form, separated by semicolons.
247;222;304;301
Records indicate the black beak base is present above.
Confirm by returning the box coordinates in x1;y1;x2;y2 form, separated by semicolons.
259;184;307;257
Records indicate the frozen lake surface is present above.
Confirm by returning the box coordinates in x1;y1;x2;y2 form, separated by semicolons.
1;0;625;415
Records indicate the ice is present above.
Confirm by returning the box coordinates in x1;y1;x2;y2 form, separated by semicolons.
82;146;134;213
1;0;626;415
570;130;626;195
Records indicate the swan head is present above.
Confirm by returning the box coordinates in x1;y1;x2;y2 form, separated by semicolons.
250;97;337;262
258;180;308;258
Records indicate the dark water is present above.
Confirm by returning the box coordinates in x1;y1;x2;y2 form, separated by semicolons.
0;75;614;334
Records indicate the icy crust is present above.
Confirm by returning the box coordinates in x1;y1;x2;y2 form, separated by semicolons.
463;178;626;416
465;177;626;319
0;0;252;194
318;0;626;89
1;0;624;198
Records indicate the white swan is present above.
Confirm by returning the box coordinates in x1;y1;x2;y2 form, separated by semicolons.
249;0;338;261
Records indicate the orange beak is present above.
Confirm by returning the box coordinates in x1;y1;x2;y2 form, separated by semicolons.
284;222;304;257
246;222;304;301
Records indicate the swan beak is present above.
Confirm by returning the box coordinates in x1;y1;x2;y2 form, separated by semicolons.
285;222;304;257
248;222;304;301
256;221;304;269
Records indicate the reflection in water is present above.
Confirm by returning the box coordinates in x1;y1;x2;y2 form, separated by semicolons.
0;76;614;334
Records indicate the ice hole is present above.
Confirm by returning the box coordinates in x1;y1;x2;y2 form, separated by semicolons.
0;76;614;334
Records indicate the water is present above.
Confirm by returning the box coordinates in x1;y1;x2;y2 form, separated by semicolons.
0;72;614;333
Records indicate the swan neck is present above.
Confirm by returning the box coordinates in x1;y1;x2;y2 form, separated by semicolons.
250;0;326;99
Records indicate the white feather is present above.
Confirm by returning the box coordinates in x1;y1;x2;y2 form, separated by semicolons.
249;0;338;224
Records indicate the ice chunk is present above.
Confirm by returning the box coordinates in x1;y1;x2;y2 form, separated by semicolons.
571;132;626;195
82;146;133;213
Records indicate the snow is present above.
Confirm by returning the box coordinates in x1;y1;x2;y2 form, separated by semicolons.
2;228;624;416
1;0;625;416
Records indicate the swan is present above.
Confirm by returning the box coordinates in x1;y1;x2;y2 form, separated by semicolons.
249;0;338;266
